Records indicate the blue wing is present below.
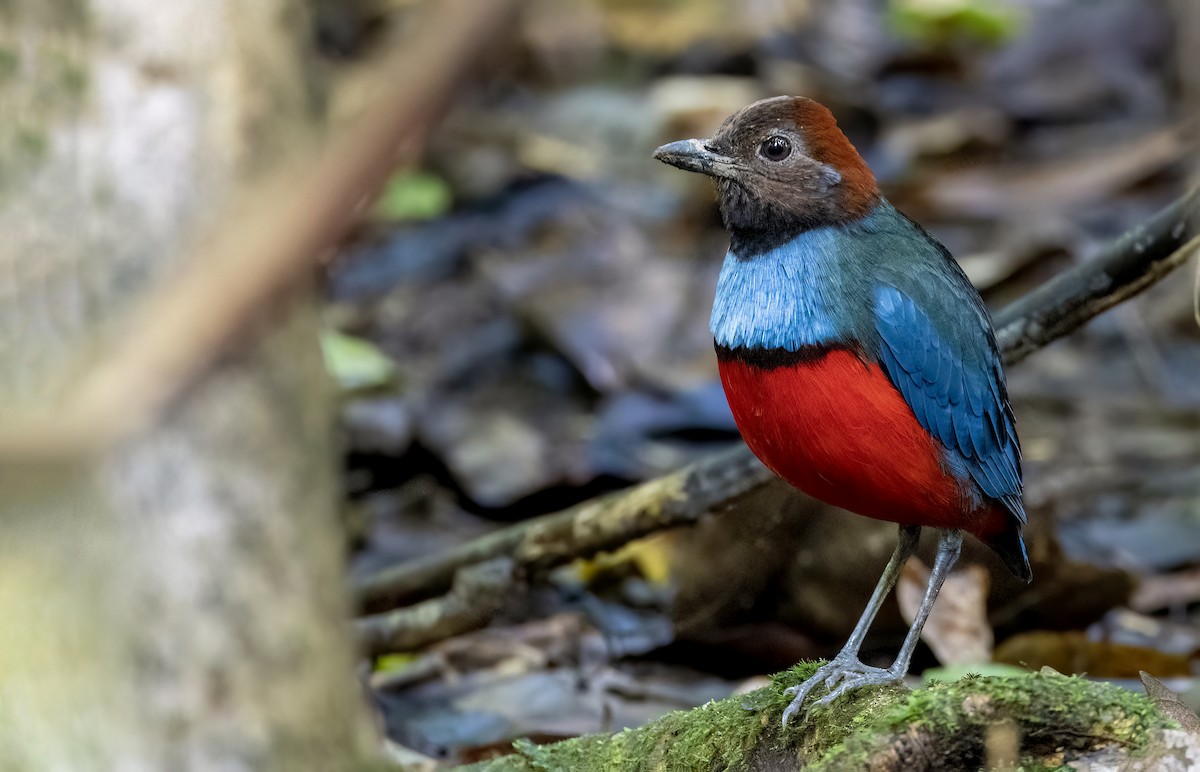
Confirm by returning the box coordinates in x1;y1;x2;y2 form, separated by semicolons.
873;284;1025;524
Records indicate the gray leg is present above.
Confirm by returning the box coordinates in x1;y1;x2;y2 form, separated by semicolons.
835;524;921;660
879;528;963;680
812;528;964;707
780;525;921;724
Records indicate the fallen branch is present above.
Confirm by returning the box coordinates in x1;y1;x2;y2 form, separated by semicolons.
996;185;1200;363
356;558;515;658
356;186;1199;615
357;445;772;613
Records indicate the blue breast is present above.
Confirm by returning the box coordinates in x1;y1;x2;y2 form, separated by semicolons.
711;223;857;351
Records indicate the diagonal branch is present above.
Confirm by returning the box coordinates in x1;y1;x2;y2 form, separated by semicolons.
356;186;1199;616
996;186;1200;363
357;444;772;614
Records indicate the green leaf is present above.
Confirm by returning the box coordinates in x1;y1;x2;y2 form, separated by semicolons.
921;663;1028;685
373;653;418;675
320;330;396;392
889;0;1024;46
374;171;451;221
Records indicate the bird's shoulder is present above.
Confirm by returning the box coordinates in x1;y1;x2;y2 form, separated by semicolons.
847;204;995;355
861;207;1025;522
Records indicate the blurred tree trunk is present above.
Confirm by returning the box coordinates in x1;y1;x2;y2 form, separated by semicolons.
0;1;375;769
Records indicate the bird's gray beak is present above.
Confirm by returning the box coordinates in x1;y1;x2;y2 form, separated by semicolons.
653;139;739;179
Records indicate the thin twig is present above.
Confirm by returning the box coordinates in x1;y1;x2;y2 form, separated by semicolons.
356;557;515;658
356;186;1200;613
0;0;513;461
995;186;1200;363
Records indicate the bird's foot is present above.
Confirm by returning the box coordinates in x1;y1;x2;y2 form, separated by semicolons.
781;658;906;725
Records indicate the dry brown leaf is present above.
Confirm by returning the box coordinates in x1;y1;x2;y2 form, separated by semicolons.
898;560;993;666
1140;672;1200;736
995;631;1193;678
1131;567;1200;613
924;126;1186;218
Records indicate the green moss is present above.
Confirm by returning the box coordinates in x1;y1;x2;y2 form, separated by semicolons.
57;59;86;96
15;129;47;159
0;0;89;29
814;669;1170;770
460;664;1171;771
887;670;1162;740
466;670;806;771
0;47;18;83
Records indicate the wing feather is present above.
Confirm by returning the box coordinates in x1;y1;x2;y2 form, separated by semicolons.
874;285;1025;524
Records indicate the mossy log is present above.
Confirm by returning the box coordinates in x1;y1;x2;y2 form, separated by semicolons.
461;663;1194;771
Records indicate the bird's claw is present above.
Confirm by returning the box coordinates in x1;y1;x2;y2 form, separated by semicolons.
812;664;903;706
781;659;905;726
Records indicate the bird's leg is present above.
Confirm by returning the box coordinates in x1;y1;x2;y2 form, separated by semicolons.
812;528;964;707
781;525;920;724
835;524;922;660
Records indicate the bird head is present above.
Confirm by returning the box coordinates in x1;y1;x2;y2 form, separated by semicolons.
654;96;878;250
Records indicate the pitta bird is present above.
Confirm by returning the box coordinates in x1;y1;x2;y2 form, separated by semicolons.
654;96;1029;723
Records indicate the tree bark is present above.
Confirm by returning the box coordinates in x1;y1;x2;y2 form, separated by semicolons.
0;2;375;769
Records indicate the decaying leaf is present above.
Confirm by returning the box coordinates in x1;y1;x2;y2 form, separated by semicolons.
995;631;1193;677
1131;567;1200;613
898;560;993;666
924;127;1186;218
1140;671;1200;736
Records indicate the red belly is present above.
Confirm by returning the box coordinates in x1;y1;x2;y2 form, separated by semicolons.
719;349;986;531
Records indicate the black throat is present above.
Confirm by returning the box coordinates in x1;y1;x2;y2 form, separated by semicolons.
718;180;874;259
728;225;807;259
715;341;868;370
719;181;813;259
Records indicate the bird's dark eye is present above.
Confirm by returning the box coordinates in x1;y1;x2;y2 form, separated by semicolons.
760;136;792;162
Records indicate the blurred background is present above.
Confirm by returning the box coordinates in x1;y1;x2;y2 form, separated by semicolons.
311;0;1200;764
